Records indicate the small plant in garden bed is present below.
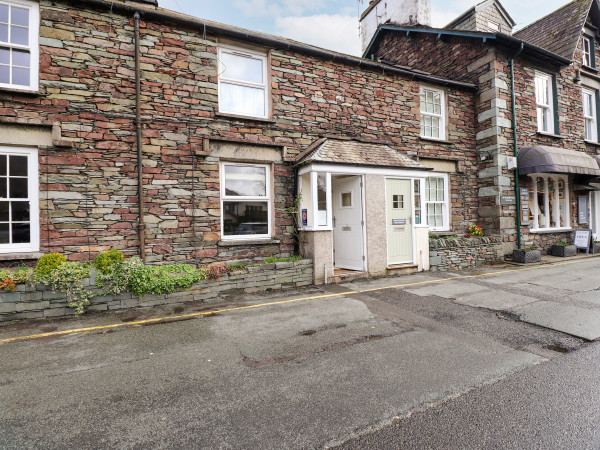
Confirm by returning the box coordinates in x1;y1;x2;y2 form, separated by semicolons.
128;264;208;296
513;247;541;264
34;253;66;282
228;264;247;271
263;255;301;264
551;240;576;257
93;249;124;274
429;234;458;239
0;267;33;292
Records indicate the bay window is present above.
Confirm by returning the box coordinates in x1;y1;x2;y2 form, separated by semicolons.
0;146;39;253
527;174;570;231
218;46;268;119
221;162;271;239
0;0;38;91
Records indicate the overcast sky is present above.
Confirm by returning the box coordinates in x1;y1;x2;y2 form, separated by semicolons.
159;0;569;56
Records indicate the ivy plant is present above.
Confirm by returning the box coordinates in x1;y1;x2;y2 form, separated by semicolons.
128;264;208;296
47;262;93;316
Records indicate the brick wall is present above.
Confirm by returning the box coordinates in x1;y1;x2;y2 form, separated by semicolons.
0;1;478;265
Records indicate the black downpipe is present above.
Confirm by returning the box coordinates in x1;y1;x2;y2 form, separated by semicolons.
134;12;146;261
510;43;524;250
292;167;300;256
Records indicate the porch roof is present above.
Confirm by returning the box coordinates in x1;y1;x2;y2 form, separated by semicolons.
295;139;426;170
518;145;600;176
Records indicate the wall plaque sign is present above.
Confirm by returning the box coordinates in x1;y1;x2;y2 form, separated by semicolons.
301;209;308;226
392;219;406;225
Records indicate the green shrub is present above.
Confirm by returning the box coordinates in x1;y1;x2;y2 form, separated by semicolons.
96;257;143;296
128;264;208;296
93;249;124;274
47;262;92;316
228;264;247;271
263;255;301;264
34;253;67;283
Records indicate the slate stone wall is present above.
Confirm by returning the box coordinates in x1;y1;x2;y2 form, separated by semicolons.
0;259;313;322
428;236;503;271
0;1;478;266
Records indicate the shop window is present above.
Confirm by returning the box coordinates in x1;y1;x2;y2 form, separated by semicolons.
218;45;268;119
0;146;38;253
424;176;449;231
535;72;555;134
0;0;39;91
583;88;597;142
221;162;270;239
420;87;445;140
527;174;570;231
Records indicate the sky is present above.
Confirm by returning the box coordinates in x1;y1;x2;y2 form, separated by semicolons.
159;0;569;56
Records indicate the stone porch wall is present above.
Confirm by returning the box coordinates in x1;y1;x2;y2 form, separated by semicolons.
429;236;503;272
0;260;313;322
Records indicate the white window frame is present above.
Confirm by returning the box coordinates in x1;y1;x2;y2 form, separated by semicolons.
583;88;597;142
486;20;501;32
535;72;554;134
419;174;450;232
0;146;39;253
583;36;592;67
220;162;271;241
528;173;570;232
0;0;39;92
419;86;446;140
217;45;269;119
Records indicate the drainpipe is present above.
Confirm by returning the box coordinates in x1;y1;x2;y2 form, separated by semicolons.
510;43;524;250
134;12;146;261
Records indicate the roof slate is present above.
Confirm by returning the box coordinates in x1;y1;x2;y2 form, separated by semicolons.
514;0;593;60
296;139;425;169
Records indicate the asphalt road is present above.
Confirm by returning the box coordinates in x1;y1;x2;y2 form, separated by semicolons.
336;340;600;449
1;258;599;449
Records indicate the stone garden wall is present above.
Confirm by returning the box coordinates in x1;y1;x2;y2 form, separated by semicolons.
429;236;503;272
0;260;313;322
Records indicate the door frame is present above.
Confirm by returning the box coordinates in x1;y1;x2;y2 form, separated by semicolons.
385;176;417;266
331;173;367;272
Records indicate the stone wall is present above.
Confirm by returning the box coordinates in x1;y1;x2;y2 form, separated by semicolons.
428;236;503;271
0;0;478;266
0;259;313;322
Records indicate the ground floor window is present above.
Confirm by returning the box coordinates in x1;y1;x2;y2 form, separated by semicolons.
0;146;39;253
220;162;271;239
423;176;449;231
527;174;570;231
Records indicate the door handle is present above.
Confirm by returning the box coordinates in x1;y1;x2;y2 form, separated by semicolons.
333;216;336;227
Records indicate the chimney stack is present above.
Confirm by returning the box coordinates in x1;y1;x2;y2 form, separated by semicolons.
360;0;431;54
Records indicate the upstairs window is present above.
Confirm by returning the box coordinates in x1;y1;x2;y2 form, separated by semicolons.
218;46;268;119
0;0;38;91
535;72;554;134
583;88;597;142
420;87;445;140
486;20;500;32
582;36;594;67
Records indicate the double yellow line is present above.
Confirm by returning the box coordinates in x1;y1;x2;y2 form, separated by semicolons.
0;258;591;344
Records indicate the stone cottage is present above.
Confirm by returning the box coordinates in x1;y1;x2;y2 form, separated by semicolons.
0;0;482;283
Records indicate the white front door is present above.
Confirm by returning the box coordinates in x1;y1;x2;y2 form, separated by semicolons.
332;176;364;271
386;178;414;265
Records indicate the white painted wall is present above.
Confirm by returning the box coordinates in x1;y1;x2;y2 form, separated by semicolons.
361;0;431;53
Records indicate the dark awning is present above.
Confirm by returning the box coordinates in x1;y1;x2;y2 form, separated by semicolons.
518;146;600;176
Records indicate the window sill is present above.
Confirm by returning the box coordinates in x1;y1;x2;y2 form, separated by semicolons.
420;136;451;144
581;65;598;74
301;227;333;232
536;131;563;139
584;139;600;146
218;238;281;247
215;112;276;123
529;227;572;234
0;251;43;261
0;86;42;96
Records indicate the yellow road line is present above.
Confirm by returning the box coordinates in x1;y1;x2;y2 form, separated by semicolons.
0;257;593;344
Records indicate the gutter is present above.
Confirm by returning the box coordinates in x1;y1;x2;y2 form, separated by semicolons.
134;12;147;261
63;0;475;90
510;42;524;250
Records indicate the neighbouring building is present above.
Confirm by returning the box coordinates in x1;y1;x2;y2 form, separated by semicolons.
0;0;598;287
363;0;600;254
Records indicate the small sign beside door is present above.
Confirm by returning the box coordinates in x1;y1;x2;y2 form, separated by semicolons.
573;228;592;253
301;209;308;226
392;219;407;225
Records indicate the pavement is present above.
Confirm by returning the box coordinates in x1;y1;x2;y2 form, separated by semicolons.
1;256;599;448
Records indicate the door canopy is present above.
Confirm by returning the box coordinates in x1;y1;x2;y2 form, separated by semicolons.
518;145;600;176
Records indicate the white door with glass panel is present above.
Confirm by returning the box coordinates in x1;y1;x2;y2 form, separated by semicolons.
386;179;413;265
332;176;364;271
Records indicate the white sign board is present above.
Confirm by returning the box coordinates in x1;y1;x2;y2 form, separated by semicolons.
573;228;592;254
